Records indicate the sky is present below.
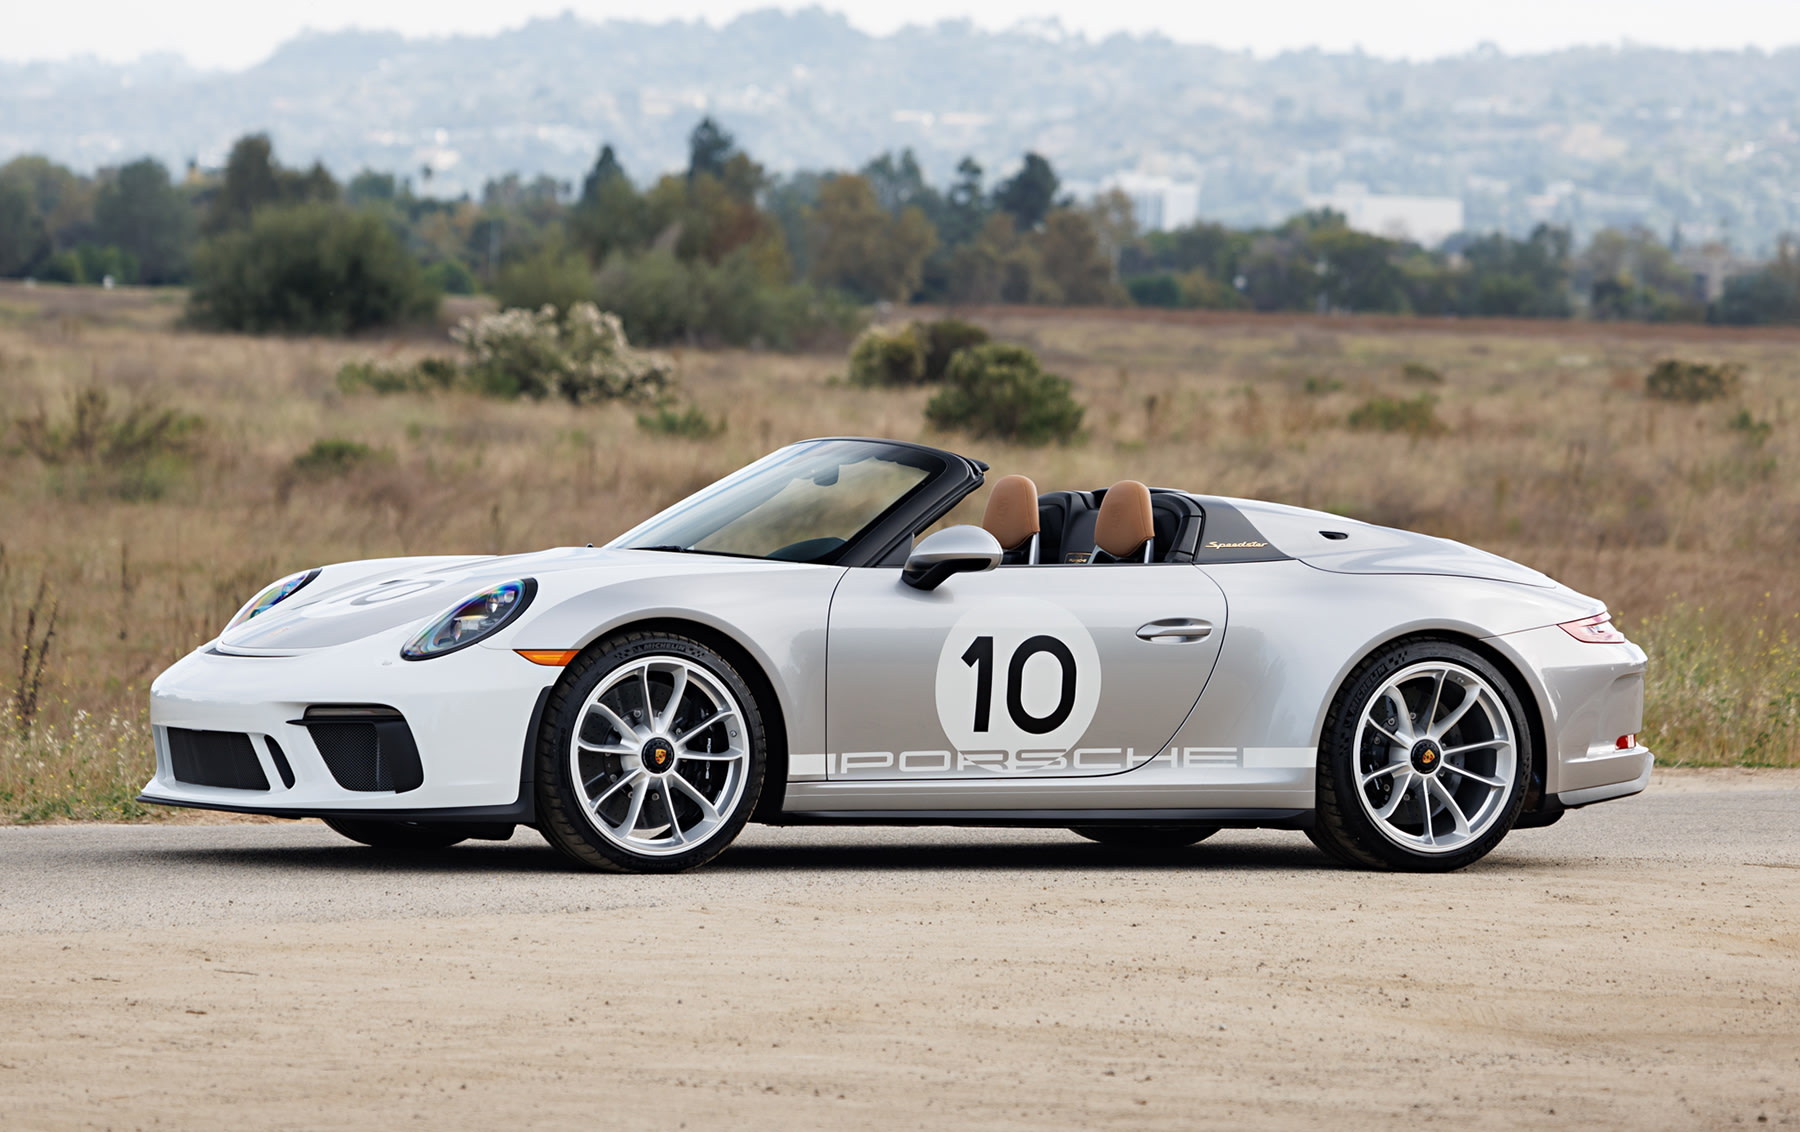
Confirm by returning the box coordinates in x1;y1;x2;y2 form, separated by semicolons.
5;0;1798;69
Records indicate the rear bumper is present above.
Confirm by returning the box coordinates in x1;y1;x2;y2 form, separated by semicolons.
1558;745;1653;807
1487;624;1648;798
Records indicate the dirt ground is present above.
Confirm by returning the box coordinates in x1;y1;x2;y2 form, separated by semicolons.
2;769;1796;1130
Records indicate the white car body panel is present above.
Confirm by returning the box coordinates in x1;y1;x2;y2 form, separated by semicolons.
821;564;1229;782
144;443;1653;837
152;637;551;811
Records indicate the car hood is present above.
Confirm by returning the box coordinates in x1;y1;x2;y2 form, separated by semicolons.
214;546;736;652
1221;498;1555;588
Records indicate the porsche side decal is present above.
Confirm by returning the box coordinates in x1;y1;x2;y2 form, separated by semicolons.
813;746;1318;777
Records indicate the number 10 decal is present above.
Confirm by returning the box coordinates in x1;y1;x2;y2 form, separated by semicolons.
961;634;1078;734
935;598;1102;756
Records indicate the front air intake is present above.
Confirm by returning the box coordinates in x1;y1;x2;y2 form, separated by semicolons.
293;705;424;793
167;728;270;790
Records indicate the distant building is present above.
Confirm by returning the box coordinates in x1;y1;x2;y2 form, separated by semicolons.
1676;245;1759;303
1305;183;1465;248
1102;173;1200;233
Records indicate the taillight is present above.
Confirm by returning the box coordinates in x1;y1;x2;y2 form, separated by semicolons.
1616;734;1636;750
1559;612;1627;644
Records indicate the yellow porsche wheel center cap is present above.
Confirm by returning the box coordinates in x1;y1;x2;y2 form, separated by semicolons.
642;738;676;773
1410;740;1443;775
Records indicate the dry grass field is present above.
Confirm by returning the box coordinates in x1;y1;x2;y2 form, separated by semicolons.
1;281;1795;821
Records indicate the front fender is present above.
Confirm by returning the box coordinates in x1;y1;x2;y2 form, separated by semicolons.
501;561;846;768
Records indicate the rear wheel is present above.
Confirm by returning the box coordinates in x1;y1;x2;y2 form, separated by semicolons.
1310;639;1530;872
1070;826;1219;849
536;631;766;873
322;817;468;850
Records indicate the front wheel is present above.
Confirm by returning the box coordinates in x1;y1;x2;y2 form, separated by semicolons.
1070;826;1219;849
1309;639;1530;872
536;632;766;873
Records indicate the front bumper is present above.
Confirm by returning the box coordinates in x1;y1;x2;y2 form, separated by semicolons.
144;632;557;816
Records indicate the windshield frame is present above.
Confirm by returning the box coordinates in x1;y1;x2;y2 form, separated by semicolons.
608;437;986;567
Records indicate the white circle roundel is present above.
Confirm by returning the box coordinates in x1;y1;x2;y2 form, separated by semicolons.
935;597;1101;757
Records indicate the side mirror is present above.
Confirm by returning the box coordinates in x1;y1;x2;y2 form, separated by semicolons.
902;525;1003;591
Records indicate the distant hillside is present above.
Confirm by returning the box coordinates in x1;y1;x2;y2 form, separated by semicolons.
4;9;1799;249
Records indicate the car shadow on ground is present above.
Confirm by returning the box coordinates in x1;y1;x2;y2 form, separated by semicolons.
126;833;1344;875
124;841;576;875
710;838;1340;873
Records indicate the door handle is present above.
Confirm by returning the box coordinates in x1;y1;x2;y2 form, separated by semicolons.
1136;618;1213;643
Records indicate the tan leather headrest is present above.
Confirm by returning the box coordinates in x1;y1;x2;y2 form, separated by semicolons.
1095;480;1154;559
981;474;1040;552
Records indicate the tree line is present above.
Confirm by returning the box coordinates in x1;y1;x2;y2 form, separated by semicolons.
3;118;1799;340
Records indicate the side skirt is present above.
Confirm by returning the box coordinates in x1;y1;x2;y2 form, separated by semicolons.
770;808;1313;830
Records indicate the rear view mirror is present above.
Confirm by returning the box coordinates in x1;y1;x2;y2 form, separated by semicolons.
902;525;1002;591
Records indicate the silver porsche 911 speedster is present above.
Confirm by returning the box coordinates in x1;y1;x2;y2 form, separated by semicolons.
144;436;1651;872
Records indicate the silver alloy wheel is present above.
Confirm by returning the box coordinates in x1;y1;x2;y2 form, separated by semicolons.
1352;660;1516;855
568;654;750;857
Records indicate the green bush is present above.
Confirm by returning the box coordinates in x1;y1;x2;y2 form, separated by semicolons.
453;303;672;404
1713;271;1799;326
1401;362;1444;385
423;259;477;295
1727;409;1774;447
919;318;990;381
337;304;671;406
1347;393;1445;436
1178;269;1248;310
186;202;437;334
1127;273;1183;308
925;343;1083;445
1646;359;1743;403
75;244;139;285
636;405;725;440
593;249;696;346
689;249;806;348
1302;375;1344;395
847;318;991;387
36;251;83;284
493;244;596;312
848;324;925;387
290;438;379;479
592;249;862;350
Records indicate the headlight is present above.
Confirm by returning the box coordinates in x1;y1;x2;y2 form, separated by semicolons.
401;579;536;660
226;569;321;630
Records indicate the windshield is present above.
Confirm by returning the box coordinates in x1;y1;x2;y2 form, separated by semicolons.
611;440;944;563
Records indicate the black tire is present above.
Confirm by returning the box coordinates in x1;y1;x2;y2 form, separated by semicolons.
1310;638;1531;872
322;817;469;850
535;631;766;874
1069;826;1219;848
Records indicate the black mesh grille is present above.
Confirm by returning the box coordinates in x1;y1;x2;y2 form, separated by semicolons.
306;714;424;793
167;728;269;791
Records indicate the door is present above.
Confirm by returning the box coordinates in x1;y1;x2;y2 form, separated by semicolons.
825;564;1227;781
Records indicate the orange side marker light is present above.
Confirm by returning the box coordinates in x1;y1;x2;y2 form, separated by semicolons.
515;649;580;667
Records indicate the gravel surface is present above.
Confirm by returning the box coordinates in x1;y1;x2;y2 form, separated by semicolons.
2;772;1796;1129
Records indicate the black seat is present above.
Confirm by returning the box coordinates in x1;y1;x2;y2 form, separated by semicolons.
1037;487;1205;565
1147;490;1205;563
1036;490;1095;564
